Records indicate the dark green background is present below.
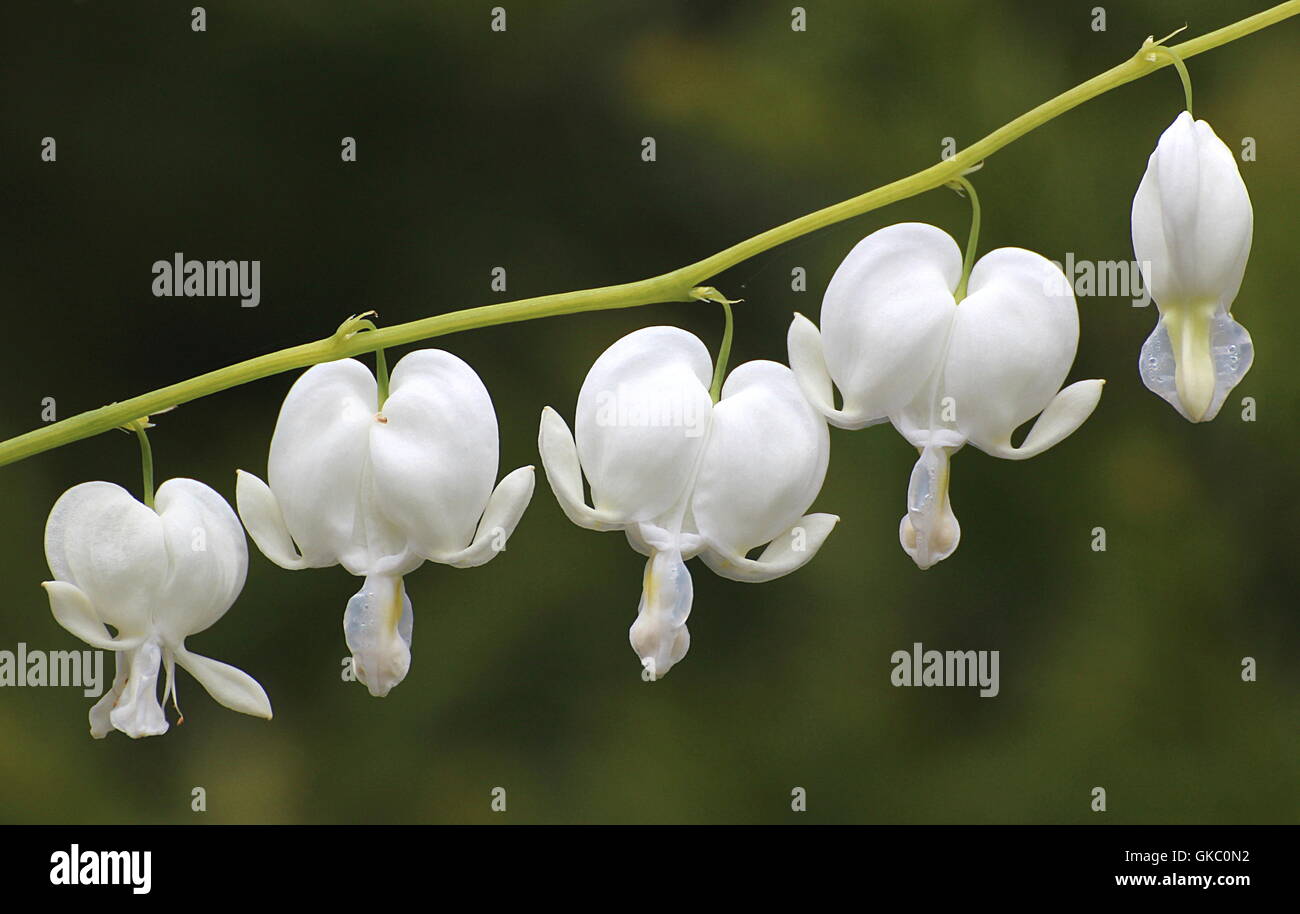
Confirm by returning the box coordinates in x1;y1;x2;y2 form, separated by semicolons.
1;0;1295;823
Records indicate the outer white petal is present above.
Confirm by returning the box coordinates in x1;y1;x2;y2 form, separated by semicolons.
173;644;272;719
430;466;535;568
235;470;311;570
1132;112;1253;310
819;222;960;419
574;326;714;524
944;248;1085;456
786;313;889;429
152;478;248;642
700;513;839;583
538;407;625;530
981;379;1105;459
692;360;831;561
266;359;378;569
44;481;166;637
370;349;500;559
42;581;146;651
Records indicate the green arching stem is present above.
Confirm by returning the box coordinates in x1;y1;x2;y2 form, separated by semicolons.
374;346;390;407
130;421;155;509
0;2;1296;469
709;300;735;403
1146;44;1195;115
950;176;982;302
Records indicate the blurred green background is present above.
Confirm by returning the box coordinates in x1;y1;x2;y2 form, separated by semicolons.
1;0;1295;824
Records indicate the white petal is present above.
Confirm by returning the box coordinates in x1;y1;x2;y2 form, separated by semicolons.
109;641;168;738
692;360;831;559
431;466;536;568
629;548;693;680
153;478;248;641
899;445;961;570
574;326;713;524
944;248;1083;455
89;652;128;739
982;379;1105;459
42;581;145;651
173;644;272;719
44;481;165;637
235;470;310;570
266;359;378;569
786;313;889;429
538;407;624;530
819;222;960;419
700;513;839;583
1132;112;1253;310
370;350;500;558
342;573;412;697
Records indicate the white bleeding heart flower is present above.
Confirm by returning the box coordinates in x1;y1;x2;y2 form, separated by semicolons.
42;478;271;739
236;350;535;698
1132;111;1254;422
788;222;1104;569
539;326;837;679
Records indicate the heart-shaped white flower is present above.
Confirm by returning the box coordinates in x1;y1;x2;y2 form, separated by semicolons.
539;326;837;678
237;350;534;697
788;222;1104;568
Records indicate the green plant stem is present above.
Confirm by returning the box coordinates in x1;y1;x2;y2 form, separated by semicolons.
709;300;735;402
1;1;1295;470
131;422;155;509
1147;44;1195;115
374;347;390;407
950;177;982;301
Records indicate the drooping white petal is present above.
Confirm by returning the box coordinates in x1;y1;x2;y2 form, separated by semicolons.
42;581;146;652
691;360;831;565
981;379;1105;459
700;513;839;583
573;326;714;524
786;313;889;429
370;350;501;559
342;574;413;697
944;248;1085;456
173;645;272;719
235;470;310;570
89;652;128;739
431;466;536;568
899;445;960;570
266;359;378;569
152;478;248;642
1132;112;1253;310
44;481;166;638
629;548;693;680
109;640;168;739
819;222;960;420
538;407;625;530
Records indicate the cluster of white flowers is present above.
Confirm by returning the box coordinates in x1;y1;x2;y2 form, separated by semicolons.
40;110;1255;736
